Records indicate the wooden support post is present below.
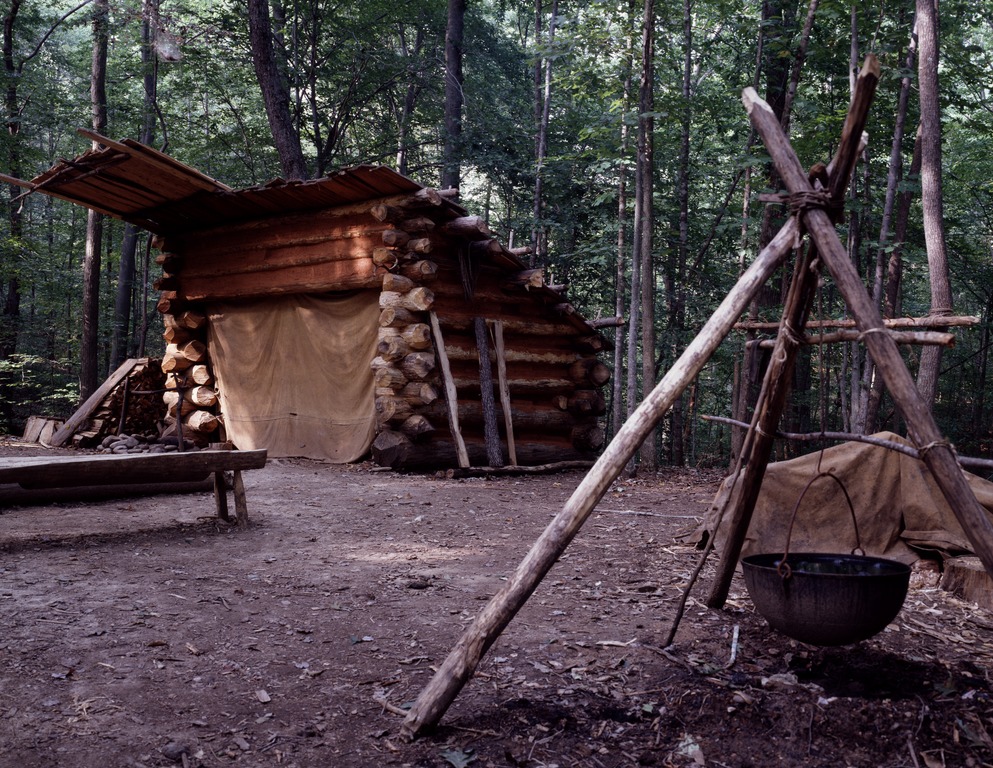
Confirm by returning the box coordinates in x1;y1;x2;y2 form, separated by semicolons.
474;317;503;467
491;320;518;466
233;470;249;525
743;71;993;579
213;471;230;522
400;217;797;740
429;311;470;468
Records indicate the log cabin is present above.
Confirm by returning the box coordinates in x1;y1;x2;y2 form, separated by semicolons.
5;132;610;470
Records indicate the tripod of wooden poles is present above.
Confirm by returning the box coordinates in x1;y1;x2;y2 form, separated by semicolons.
398;55;993;740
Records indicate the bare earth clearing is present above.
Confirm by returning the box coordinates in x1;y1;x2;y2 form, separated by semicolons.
2;441;992;768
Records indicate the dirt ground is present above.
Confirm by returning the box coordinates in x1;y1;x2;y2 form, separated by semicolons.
2;440;993;768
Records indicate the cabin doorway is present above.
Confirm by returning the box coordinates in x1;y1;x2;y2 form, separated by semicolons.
206;291;380;461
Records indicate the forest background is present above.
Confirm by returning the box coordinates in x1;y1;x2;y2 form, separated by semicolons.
1;0;991;472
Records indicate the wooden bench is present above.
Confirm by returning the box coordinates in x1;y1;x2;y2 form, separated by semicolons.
0;449;268;525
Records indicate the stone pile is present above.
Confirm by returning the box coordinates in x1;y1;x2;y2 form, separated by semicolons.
97;433;207;455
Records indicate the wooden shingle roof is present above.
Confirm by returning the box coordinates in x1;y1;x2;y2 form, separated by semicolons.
1;130;429;235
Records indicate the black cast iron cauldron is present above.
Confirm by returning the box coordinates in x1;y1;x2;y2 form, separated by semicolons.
741;552;911;646
740;469;911;646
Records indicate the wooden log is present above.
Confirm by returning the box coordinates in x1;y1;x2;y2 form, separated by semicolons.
162;325;194;345
743;75;993;581
155;252;182;272
568;390;607;416
382;229;410;248
380;307;420;328
374;366;407;390
400;352;436;381
508;245;533;257
941;557;993;611
174;310;206;330
400;216;436;233
400;260;439;281
190;364;213;385
589;316;626;329
399;214;798;739
154;274;179;291
376;396;414;426
372;247;403;268
404;238;433;255
429;311;470;468
165;340;207;364
470;239;503;258
370;203;406;222
422;400;587;432
377;335;410;362
491;320;517;467
184;410;220;433
380;288;435;313
577;335;608;354
401;381;440;406
733;314;980;331
371;429;412;468
382;273;415;293
502;269;545;290
400;414;435;439
402;323;433;350
568;358;611;386
156;291;181;314
571;424;605;452
161;355;193;373
164;393;197;417
475;317;504;468
163;386;217;408
442;215;491;239
749;329;956;348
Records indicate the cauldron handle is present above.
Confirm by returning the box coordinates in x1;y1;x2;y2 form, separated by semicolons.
777;470;864;579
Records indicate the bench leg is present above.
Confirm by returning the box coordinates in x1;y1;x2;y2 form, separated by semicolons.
213;471;230;522
233;470;249;525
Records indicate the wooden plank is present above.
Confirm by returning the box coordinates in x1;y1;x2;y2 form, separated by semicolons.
400;215;797;740
491;320;518;466
0;449;268;488
49;358;142;447
429;311;470;468
179;257;382;301
474;317;503;467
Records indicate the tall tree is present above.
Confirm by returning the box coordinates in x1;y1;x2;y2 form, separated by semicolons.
531;0;557;265
81;0;109;400
247;0;308;180
636;0;656;470
440;0;465;191
915;0;952;407
1;0;24;364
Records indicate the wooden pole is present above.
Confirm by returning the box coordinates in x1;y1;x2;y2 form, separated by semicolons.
743;82;993;579
474;317;504;467
400;216;797;740
429;311;470;468
706;246;820;608
491;320;518;466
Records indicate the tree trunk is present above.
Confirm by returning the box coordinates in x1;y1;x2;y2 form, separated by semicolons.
247;0;308;180
440;0;465;191
531;0;558;266
864;17;918;433
81;0;109;401
637;0;656;470
1;0;23;365
395;26;424;176
914;0;952;409
612;3;636;440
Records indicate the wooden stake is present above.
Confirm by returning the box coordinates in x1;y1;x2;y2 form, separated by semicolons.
400;216;797;740
429;311;470;468
474;317;503;467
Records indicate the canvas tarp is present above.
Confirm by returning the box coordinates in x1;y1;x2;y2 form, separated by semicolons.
691;432;993;564
206;291;380;461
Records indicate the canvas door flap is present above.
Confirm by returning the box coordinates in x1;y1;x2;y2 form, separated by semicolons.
207;292;380;461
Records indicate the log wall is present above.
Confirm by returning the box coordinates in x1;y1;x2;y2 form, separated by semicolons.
153;190;608;468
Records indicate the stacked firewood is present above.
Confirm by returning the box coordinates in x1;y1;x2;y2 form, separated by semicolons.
72;358;165;447
367;196;607;468
154;240;221;442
